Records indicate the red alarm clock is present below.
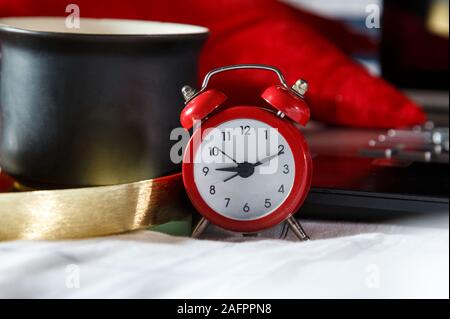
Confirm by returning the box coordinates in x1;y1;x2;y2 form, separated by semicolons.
180;65;312;240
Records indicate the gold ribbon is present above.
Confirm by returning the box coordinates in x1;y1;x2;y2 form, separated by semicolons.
0;173;190;241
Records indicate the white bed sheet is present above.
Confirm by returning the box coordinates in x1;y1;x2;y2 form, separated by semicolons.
0;219;448;299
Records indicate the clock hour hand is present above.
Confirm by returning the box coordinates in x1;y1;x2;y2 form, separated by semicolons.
216;166;239;172
216;166;240;182
219;162;255;182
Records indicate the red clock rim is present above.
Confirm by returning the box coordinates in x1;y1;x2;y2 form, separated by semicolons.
182;106;312;233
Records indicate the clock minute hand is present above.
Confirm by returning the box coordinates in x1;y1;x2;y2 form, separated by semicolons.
223;173;239;183
253;151;282;167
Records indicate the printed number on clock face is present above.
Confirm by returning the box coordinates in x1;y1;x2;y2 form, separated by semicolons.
193;118;295;221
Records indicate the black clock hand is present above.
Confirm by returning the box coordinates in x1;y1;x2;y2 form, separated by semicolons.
218;148;283;181
216;165;239;182
215;147;238;164
223;173;239;182
216;166;239;172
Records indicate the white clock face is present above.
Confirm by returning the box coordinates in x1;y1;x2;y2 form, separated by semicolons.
193;118;295;221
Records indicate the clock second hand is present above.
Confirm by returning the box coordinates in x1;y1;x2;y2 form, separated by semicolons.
215;147;238;164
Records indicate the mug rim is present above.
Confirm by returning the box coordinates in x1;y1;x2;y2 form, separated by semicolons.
0;17;209;38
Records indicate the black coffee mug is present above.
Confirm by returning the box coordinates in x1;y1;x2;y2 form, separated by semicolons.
0;17;208;188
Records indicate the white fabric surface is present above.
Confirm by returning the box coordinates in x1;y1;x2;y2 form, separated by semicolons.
0;219;448;299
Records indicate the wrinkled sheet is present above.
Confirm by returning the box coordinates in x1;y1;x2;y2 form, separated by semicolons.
0;220;448;299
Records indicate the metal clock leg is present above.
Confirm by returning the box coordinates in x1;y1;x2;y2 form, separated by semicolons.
192;217;209;238
286;216;310;241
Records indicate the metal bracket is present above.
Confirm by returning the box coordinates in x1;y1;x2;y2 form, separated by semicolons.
182;64;305;103
191;216;310;241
